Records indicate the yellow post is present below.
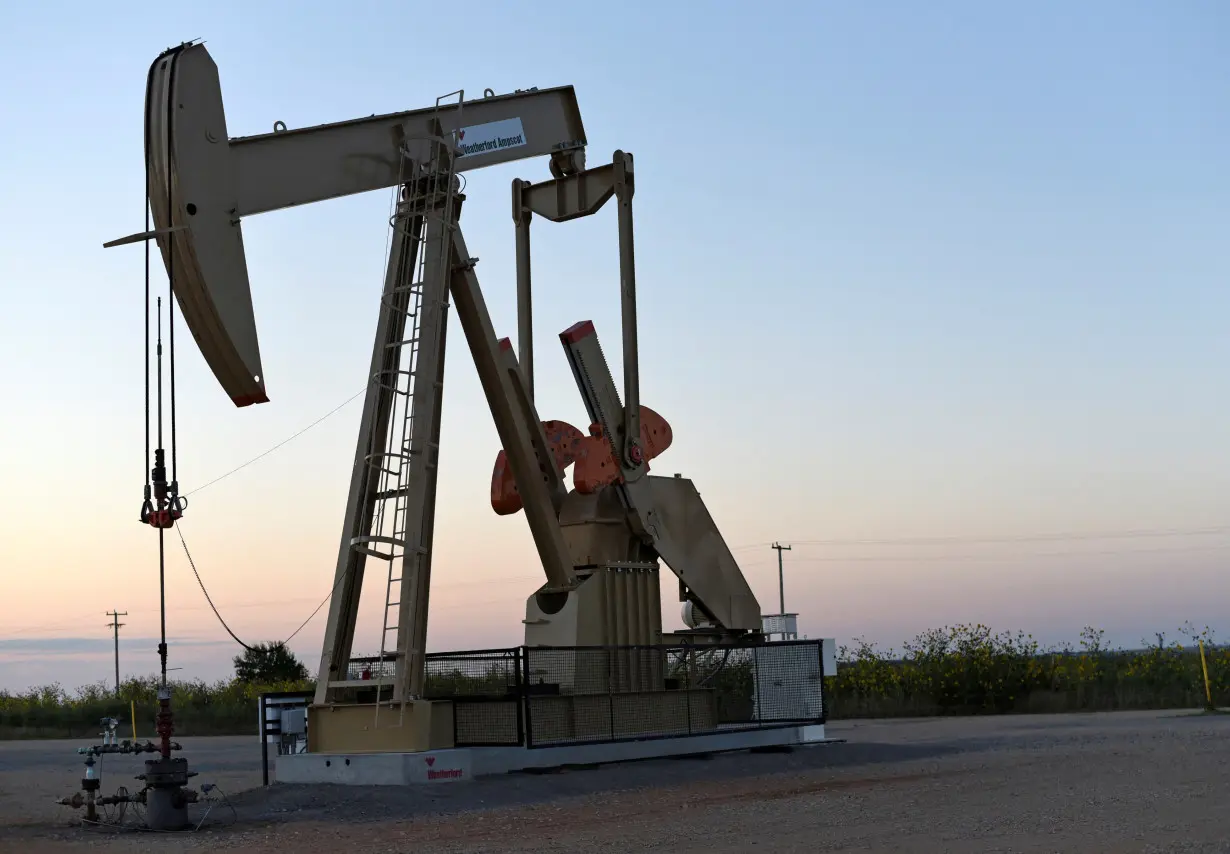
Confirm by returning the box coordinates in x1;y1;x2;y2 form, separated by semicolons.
1199;640;1214;711
131;699;138;741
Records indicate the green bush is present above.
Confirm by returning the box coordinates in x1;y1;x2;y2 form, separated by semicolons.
828;623;1227;718
0;674;312;740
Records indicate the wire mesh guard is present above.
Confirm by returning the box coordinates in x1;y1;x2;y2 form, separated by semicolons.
425;649;523;746
347;655;396;681
418;640;825;749
523;640;825;748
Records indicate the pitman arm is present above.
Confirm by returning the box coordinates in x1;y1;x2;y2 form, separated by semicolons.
111;41;587;408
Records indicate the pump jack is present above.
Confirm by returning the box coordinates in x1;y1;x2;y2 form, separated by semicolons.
111;42;762;754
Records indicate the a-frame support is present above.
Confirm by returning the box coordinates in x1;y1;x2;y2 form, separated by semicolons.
314;158;579;711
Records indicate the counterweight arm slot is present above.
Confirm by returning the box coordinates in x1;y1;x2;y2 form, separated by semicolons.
448;230;577;592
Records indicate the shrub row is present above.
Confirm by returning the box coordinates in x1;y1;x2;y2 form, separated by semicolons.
0;675;311;740
2;625;1223;738
830;623;1227;717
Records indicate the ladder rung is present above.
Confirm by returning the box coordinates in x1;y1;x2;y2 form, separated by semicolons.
386;601;400;609
353;546;396;561
374;368;416;380
375;486;412;500
379;298;420;314
366;451;415;464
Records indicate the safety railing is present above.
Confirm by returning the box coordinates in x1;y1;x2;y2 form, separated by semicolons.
417;639;826;750
521;639;826;748
277;641;827;759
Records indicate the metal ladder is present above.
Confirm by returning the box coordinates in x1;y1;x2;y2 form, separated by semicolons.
349;224;424;697
353;100;463;723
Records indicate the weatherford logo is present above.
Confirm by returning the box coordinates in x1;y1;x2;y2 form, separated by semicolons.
424;756;465;781
456;117;526;158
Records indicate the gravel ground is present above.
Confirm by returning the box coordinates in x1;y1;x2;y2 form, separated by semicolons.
3;710;1229;853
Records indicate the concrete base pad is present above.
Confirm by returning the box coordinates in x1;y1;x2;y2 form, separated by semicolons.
277;724;836;786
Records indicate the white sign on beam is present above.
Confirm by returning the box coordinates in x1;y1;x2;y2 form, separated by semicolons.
457;117;527;158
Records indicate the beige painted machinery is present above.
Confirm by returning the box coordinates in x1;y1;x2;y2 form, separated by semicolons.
117;41;763;753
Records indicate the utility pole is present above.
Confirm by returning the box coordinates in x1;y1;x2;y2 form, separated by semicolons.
771;543;792;615
106;610;127;692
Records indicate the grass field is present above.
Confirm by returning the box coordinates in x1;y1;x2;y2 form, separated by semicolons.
2;623;1224;740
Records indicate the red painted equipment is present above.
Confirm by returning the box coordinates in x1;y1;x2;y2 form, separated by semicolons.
490;405;673;513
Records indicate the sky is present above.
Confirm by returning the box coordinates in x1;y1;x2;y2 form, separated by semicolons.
0;1;1227;694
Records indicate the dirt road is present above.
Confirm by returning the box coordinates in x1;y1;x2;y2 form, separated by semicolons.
4;710;1228;853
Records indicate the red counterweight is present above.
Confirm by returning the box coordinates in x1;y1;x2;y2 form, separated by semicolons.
572;405;672;494
489;405;672;514
491;419;585;515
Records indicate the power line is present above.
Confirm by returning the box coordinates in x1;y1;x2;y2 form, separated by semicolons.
158;385;1230;564
166;524;1228;681
7;617;101;637
737;543;1230;566
730;524;1230;552
173;393;1227;556
172;529;547;652
175;525;257;653
779;525;1230;548
175;523;350;653
283;570;350;646
103;378;1230;650
0;574;547;639
183;388;367;498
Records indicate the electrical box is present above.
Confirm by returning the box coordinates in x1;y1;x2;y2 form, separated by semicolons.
280;707;307;736
761;613;798;637
820;637;836;679
751;642;824;721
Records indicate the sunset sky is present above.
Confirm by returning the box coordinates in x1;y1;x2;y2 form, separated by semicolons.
1;1;1227;694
